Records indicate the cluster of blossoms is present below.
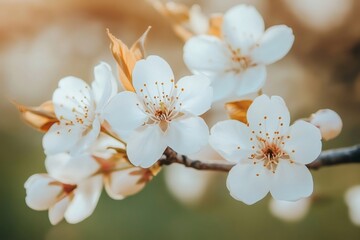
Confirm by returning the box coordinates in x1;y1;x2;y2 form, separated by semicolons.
17;3;343;224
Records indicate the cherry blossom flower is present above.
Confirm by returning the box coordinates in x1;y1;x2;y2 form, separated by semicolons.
184;4;294;101
25;134;159;224
25;173;102;225
104;55;212;168
309;109;343;141
42;62;117;155
209;95;322;204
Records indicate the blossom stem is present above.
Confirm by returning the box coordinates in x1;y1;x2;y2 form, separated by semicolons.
159;144;360;172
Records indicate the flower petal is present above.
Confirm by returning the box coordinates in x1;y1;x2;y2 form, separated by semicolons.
104;91;148;139
227;162;271;205
270;161;313;201
183;35;230;76
53;76;93;122
209;120;252;164
247;95;290;137
284;120;322;164
132;55;174;100
211;72;237;101
45;153;99;184
104;168;146;200
126;125;167;168
166;116;209;155
251;25;294;65
64;175;103;224
222;5;264;55
42;122;83;155
71;117;101;155
48;196;70;225
175;75;212;115
24;174;62;211
91;62;118;111
235;65;266;96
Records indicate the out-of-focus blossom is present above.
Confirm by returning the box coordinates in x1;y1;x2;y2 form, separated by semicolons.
149;0;222;41
107;27;150;92
104;55;212;168
345;185;360;226
42;62;117;155
13;100;58;132
283;0;353;32
184;4;294;101
164;164;213;206
269;198;311;222
309;109;343;141
210;95;322;204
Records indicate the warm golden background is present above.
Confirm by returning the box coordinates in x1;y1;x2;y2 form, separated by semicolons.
1;0;360;239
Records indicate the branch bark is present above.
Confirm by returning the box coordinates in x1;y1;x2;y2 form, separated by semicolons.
159;144;360;172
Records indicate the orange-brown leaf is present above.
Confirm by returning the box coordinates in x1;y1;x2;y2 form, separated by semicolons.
225;100;253;124
107;28;151;92
207;14;223;37
13;100;58;132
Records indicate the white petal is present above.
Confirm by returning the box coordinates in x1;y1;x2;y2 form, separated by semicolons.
91;62;117;111
222;4;264;55
269;198;311;222
103;91;148;138
175;75;212;115
64;175;103;224
167;116;209;155
104;168;145;200
184;35;230;77
211;72;237;101
53;76;93;122
126;125;167;168
188;4;209;35
209;120;252;164
227;162;271;205
270;161;313;201
284;120;322;164
235;65;266;96
24;174;62;211
132;55;174;100
251;25;294;65
71;117;102;155
48;196;70;225
247;95;290;137
42;122;83;155
45;153;99;184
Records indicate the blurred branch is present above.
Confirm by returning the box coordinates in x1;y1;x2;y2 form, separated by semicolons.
159;144;360;172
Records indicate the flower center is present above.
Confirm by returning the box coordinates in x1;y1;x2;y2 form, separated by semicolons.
137;81;184;132
227;47;254;73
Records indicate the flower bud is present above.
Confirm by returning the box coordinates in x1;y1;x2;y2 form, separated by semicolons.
309;109;342;141
345;185;360;226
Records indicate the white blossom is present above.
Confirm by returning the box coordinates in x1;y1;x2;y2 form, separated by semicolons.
309;109;342;141
42;62;117;155
345;185;360;226
184;4;294;101
210;95;322;204
104;55;212;168
25;173;102;225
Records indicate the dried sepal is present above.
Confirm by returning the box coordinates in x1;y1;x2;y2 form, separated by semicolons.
207;14;223;37
13;100;58;132
225;100;253;124
107;27;151;92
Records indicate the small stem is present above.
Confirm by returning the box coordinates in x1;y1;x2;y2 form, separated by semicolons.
101;125;127;146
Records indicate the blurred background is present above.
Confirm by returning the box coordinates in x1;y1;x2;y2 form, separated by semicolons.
1;0;360;239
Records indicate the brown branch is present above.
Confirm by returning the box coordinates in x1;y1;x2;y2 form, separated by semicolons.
159;144;360;172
